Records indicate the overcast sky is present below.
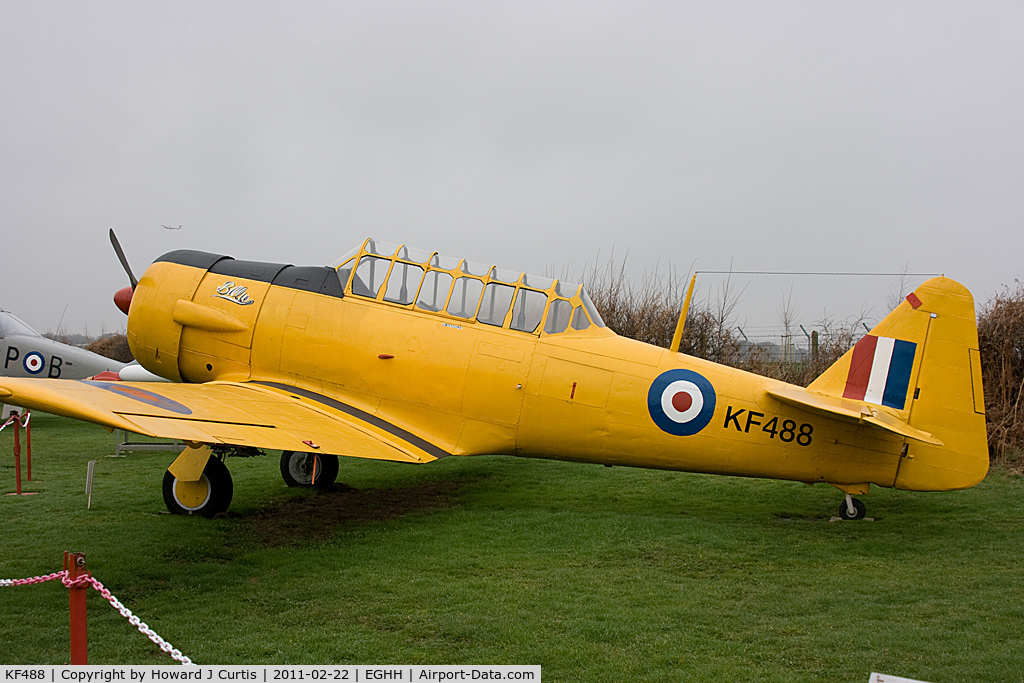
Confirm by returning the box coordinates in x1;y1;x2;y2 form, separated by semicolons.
2;1;1021;342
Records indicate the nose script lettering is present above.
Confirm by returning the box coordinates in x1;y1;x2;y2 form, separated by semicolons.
213;281;255;306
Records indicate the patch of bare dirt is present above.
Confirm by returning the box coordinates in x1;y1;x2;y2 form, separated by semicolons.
233;480;465;547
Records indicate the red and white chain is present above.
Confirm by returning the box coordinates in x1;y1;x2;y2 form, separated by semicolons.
0;411;29;432
0;571;64;587
1;570;193;665
0;414;19;432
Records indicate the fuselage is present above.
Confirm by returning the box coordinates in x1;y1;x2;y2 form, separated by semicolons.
125;245;913;493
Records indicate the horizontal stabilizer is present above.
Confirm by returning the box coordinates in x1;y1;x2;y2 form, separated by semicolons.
766;385;942;446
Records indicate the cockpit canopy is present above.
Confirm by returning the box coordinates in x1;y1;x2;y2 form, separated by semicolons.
0;309;41;338
334;239;606;335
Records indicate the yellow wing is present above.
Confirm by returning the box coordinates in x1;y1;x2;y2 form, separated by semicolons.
0;378;446;464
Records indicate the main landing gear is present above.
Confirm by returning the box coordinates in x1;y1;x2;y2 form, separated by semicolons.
280;450;339;490
163;455;233;518
838;494;867;521
160;447;341;517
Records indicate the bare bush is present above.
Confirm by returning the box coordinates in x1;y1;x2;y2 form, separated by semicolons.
684;273;745;365
737;312;866;386
584;255;686;349
587;261;1024;470
585;259;864;387
86;333;134;363
585;256;742;368
977;281;1024;468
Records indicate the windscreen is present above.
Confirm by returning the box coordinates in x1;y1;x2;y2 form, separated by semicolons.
0;311;41;338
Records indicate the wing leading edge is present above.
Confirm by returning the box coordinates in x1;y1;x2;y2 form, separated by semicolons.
0;378;446;464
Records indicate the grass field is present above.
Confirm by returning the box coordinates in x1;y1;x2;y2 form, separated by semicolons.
2;413;1023;682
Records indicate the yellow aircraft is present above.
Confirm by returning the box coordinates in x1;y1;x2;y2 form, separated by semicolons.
0;236;988;520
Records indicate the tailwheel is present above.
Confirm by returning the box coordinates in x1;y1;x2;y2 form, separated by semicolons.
838;494;867;521
162;457;233;517
280;451;339;490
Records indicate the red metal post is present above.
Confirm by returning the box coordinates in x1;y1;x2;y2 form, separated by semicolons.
12;412;22;495
25;411;31;481
67;552;88;664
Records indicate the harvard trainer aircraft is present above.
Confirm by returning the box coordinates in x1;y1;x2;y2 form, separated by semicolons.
0;235;988;519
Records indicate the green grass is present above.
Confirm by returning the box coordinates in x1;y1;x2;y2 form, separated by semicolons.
2;413;1023;682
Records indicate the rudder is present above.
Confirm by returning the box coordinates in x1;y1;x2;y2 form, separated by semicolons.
809;277;988;491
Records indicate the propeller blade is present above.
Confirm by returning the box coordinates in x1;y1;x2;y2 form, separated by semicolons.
109;228;138;289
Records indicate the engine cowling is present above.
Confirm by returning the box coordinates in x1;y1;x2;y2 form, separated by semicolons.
127;250;344;383
127;251;226;382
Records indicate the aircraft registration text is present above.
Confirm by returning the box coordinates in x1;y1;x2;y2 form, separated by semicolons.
723;406;814;446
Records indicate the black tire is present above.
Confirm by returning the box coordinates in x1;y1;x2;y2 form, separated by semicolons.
838;497;867;521
280;451;339;490
162;457;233;517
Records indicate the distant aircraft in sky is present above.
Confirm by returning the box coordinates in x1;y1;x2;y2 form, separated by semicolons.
0;232;989;521
162;224;182;230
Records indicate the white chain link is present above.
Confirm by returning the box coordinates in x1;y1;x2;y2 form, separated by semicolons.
2;569;193;665
77;575;194;665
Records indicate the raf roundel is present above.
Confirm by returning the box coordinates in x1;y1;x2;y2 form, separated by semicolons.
23;351;45;375
648;369;717;436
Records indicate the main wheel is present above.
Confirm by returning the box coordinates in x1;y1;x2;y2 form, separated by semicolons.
162;457;233;517
838;497;867;520
280;451;339;489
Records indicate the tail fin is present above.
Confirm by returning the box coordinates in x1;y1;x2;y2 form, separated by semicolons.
806;277;988;491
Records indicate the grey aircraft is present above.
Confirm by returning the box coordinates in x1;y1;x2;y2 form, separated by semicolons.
1;308;129;417
1;308;127;380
